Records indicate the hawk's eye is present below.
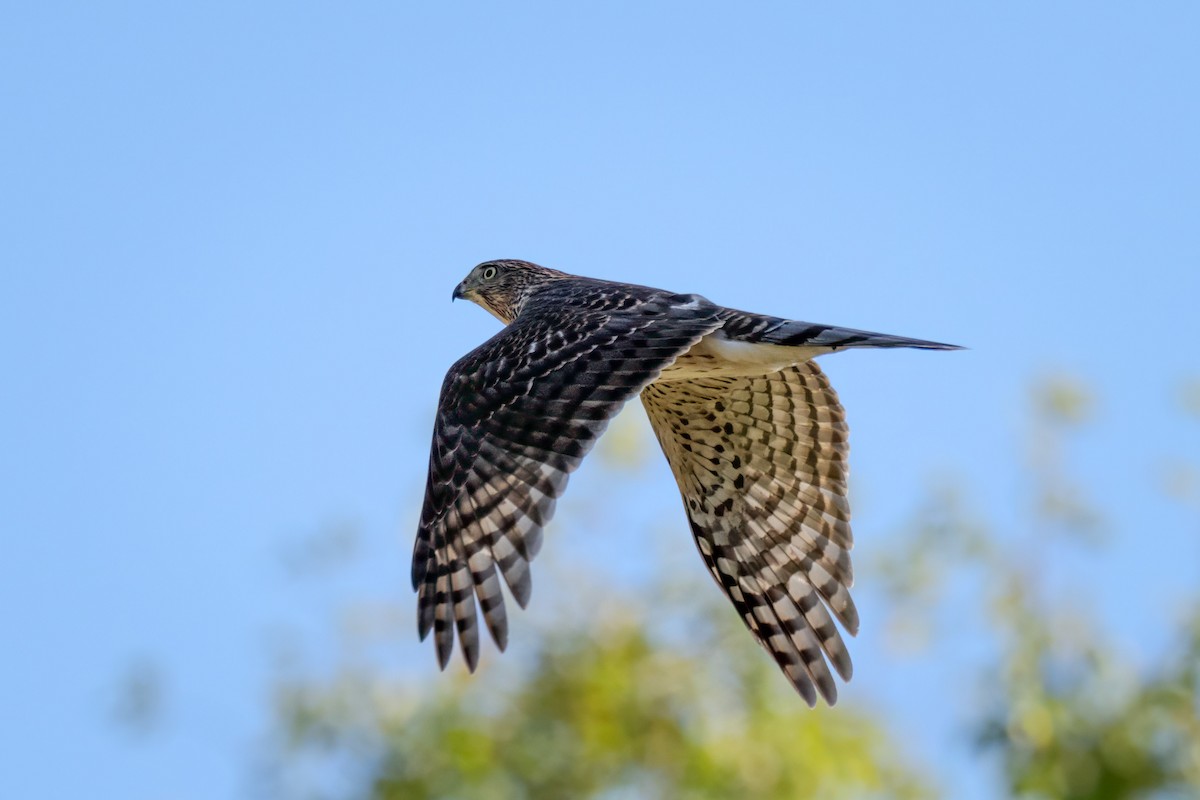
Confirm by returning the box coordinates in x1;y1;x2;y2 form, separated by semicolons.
482;266;498;280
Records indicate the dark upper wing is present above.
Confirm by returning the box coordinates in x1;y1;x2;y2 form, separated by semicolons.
414;281;723;671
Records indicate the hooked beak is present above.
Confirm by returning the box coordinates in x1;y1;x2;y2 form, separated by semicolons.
452;282;466;301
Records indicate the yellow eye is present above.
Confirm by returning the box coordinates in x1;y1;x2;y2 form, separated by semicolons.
482;266;497;280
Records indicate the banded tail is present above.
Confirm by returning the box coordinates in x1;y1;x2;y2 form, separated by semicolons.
719;309;963;352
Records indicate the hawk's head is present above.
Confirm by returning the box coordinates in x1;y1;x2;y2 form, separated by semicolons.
453;259;568;324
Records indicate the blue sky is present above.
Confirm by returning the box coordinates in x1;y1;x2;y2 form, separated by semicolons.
2;2;1198;798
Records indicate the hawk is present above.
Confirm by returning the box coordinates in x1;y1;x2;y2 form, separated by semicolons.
413;259;960;705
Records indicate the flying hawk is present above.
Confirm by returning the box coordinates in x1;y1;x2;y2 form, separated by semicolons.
412;259;960;705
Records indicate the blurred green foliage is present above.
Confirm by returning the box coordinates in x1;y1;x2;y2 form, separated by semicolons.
977;594;1200;800
271;606;931;800
261;380;1200;799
